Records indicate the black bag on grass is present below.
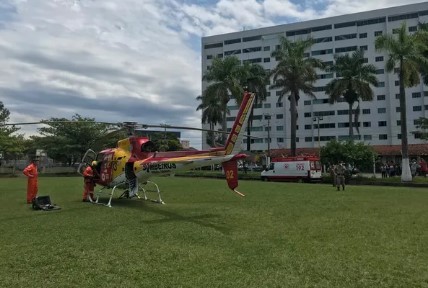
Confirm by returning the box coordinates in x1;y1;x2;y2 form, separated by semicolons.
32;196;61;211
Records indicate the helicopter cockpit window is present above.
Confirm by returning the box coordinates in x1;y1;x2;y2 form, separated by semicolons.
141;141;156;152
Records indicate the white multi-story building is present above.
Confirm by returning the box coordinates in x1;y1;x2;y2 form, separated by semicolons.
201;2;428;154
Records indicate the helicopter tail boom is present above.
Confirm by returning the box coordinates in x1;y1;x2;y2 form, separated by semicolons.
224;92;256;155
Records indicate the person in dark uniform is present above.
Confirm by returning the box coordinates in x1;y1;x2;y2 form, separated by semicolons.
334;162;346;191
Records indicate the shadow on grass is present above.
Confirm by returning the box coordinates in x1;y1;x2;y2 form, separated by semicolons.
109;198;232;235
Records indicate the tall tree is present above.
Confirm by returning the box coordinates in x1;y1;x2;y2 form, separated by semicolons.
325;49;378;138
270;36;324;156
0;102;25;163
240;62;269;151
35;114;110;165
202;56;244;144
375;22;428;182
417;22;428;85
196;94;223;147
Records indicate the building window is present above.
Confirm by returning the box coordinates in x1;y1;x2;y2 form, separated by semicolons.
263;58;271;63
359;33;367;38
397;120;401;126
379;134;388;140
264;103;271;108
312;49;333;56
276;102;283;108
377;95;386;100
276;114;283;119
376;82;385;87
335;33;357;41
243;35;262;42
375;56;384;62
305;137;312;142
224;49;241;56
409;26;418;32
413;106;422;111
304;100;311;105
412;92;421;98
396;107;401;112
335;46;357;53
305;124;312;130
204;42;223;49
207;55;213;59
276;126;284;131
224;38;241;45
374;31;383;37
277;138;284;143
395;81;400;86
362;109;371;114
395;93;400;99
313;36;332;43
263;46;270;51
363;122;371;127
392;28;400;34
360;45;368;51
304;112;312;118
376;69;384;74
378;121;387;127
364;135;372;140
378;108;386;113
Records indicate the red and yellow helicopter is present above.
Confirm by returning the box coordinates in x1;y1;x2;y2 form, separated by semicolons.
3;91;256;207
77;91;256;206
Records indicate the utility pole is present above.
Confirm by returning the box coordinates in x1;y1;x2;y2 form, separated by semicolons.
267;115;271;157
313;116;323;155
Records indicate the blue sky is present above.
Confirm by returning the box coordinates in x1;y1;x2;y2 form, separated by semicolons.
0;0;426;148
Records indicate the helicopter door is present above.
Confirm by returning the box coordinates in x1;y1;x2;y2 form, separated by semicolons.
98;151;115;186
77;149;97;175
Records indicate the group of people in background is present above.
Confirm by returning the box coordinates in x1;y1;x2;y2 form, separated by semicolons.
380;162;402;178
380;158;427;179
22;157;99;204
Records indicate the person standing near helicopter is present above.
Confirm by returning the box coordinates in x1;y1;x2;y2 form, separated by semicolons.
82;161;99;202
23;157;39;204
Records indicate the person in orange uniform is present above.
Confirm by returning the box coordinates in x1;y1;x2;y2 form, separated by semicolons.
82;161;98;202
23;158;39;204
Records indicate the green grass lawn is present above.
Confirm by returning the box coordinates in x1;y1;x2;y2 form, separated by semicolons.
0;177;427;288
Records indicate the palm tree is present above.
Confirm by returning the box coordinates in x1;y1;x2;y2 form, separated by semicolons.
270;36;324;156
202;56;244;144
375;22;428;182
416;22;428;85
240;62;269;151
196;93;223;147
326;49;378;138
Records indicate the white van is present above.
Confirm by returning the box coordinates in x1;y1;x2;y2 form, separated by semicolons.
261;156;322;182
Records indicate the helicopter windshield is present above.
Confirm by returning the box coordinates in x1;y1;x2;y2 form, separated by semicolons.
141;141;156;152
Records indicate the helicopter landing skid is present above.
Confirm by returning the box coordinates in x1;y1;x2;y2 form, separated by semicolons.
138;181;165;204
88;184;126;208
87;181;164;207
118;181;164;204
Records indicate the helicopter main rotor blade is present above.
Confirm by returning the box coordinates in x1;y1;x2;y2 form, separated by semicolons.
138;124;262;139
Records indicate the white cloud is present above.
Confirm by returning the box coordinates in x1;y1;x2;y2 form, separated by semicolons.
0;0;425;148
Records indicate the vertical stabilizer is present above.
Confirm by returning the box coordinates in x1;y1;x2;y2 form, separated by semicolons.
224;92;256;155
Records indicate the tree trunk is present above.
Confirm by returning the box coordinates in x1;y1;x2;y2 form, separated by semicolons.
399;59;412;182
290;92;298;156
348;102;354;139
